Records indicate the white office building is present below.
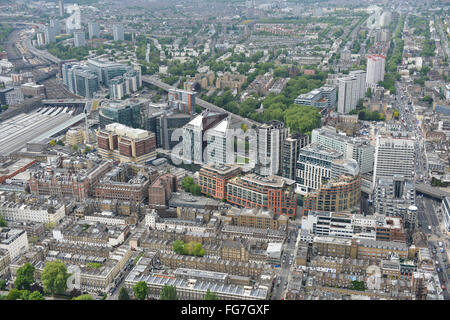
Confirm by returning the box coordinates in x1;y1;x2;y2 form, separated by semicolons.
373;133;415;185
181;111;227;165
37;33;45;47
301;211;377;240
44;26;58;44
182;115;205;165
50;20;61;34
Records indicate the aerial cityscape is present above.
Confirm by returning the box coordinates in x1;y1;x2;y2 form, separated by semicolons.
0;0;449;303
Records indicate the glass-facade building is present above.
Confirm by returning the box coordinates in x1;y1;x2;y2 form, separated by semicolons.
62;64;98;98
87;58;130;86
99;101;143;129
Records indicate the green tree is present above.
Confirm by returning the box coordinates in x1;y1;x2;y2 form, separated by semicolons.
181;176;195;191
350;280;365;291
118;287;130;300
356;99;364;109
393;110;399;119
20;290;31;300
49;139;56;147
133;281;148;300
189;184;202;196
72;144;78;151
45;222;56;230
160;284;177;300
0;215;7;227
28;291;45;300
87;262;102;269
6;288;22;300
191;242;205;256
284;104;321;135
422;95;433;105
0;279;6;290
14;262;35;290
82;146;91;154
173;240;185;254
41;260;71;295
204;289;218;300
73;294;94;300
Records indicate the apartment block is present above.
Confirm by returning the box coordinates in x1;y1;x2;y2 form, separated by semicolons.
0;198;65;224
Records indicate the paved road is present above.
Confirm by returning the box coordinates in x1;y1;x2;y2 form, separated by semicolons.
271;225;299;300
435;17;450;58
416;195;449;298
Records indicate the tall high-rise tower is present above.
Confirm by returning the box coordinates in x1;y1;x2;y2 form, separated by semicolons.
59;0;64;16
366;54;386;88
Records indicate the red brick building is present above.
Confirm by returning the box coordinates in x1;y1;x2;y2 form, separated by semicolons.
226;174;297;216
148;174;178;207
198;164;241;200
29;169;90;201
375;217;406;242
97;123;156;165
29;160;113;201
302;175;361;216
94;163;151;202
